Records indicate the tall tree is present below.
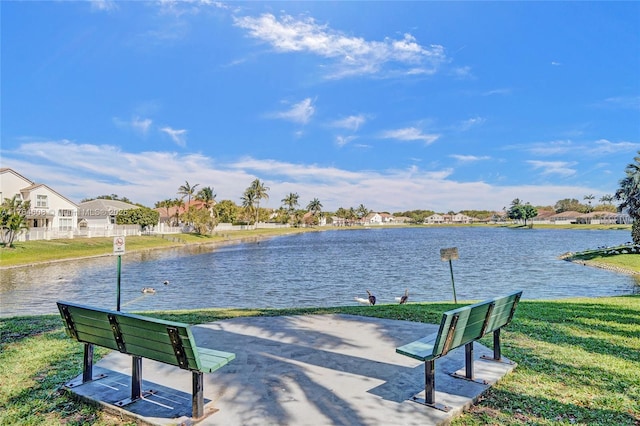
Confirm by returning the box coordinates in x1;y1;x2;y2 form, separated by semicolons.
282;192;300;214
240;190;256;225
196;186;216;209
599;194;614;205
615;152;640;243
306;198;323;216
583;194;595;212
507;198;538;226
246;179;269;227
178;181;200;205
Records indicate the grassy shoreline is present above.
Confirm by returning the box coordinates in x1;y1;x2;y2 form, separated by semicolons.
1;297;638;425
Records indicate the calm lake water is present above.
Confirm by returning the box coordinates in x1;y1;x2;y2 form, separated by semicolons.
1;227;638;317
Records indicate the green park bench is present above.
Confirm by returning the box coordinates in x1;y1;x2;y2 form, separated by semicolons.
396;290;522;411
56;301;235;420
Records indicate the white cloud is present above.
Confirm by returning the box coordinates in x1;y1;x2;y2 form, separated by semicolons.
450;154;491;163
90;0;118;12
332;114;367;132
527;160;577;177
113;116;153;136
589;139;640;154
234;13;448;79
160;127;188;147
335;135;357;147
379;127;440;145
458;116;485;131
526;140;574;156
270;98;315;124
3;140;612;213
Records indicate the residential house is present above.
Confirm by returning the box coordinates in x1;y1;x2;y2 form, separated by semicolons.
0;168;78;232
77;199;139;229
424;213;473;224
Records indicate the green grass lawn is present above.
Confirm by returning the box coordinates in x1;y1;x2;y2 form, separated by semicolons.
1;296;638;425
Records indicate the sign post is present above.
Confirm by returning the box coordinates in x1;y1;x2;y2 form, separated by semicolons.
113;236;126;311
440;247;459;304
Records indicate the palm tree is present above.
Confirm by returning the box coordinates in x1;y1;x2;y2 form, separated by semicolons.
178;181;200;206
306;198;323;216
248;179;269;227
583;194;595;212
282;192;300;214
240;190;256;225
356;204;370;220
197;186;216;210
599;194;614;205
615;152;640;242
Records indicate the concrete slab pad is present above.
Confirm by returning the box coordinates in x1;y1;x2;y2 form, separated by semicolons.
63;314;516;425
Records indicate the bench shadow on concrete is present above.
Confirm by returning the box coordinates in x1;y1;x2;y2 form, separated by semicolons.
67;314;516;426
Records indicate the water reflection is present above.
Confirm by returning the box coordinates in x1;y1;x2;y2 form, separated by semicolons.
1;228;638;317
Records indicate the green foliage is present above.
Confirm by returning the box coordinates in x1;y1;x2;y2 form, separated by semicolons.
458;210;494;220
507;198;538;226
615;152;640;221
181;205;217;234
115;207;159;228
393;209;436;223
632;221;640;244
214;200;239;224
0;195;31;247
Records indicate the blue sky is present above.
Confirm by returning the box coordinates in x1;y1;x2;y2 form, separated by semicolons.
2;1;639;213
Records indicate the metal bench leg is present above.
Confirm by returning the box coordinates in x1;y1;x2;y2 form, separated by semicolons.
481;328;514;365
192;371;204;419
132;356;142;401
425;359;435;405
465;341;474;379
82;343;94;383
410;359;451;411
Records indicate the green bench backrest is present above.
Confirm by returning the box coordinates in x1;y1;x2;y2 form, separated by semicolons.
57;301;204;372
431;291;522;357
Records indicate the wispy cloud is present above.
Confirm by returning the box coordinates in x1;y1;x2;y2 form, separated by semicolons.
332;114;367;132
3;140;606;213
589;139;640;154
525;140;574;156
379;127;440;145
113;116;153;136
270;98;315;124
234;13;448;79
90;0;118;12
335;135;357;147
450;154;490;163
160;127;188;147
527;160;577;177
458;116;485;131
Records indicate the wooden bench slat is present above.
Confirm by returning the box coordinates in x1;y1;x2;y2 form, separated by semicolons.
197;348;236;373
395;333;438;361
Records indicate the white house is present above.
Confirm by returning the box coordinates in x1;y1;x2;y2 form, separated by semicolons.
0;168;78;231
77;199;139;229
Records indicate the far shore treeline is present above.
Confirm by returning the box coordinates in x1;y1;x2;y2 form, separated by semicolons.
2;153;640;247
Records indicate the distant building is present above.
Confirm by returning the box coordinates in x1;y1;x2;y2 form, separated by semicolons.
77;199;139;229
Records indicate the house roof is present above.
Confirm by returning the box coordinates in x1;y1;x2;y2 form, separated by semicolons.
78;199;138;215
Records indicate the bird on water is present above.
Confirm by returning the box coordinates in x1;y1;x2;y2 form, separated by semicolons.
141;287;156;294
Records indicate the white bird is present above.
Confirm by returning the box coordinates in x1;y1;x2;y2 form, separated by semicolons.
354;297;371;305
141;287;156;294
163;280;170;285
